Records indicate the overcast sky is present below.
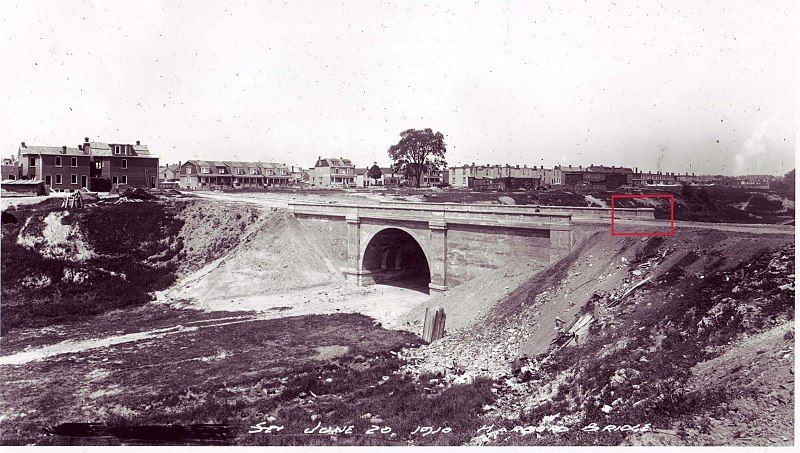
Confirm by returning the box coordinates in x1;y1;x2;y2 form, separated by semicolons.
1;0;796;175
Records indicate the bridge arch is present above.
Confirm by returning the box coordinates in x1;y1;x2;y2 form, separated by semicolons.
360;227;431;293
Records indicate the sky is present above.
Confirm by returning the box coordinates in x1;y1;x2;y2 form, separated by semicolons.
1;0;796;176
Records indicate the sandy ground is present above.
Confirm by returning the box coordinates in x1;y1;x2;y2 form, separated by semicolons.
0;282;428;366
164;282;430;329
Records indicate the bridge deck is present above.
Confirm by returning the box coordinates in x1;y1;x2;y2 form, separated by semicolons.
288;201;574;231
376;200;655;220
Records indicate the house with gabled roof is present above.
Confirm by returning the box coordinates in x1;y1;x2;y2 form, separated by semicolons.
179;160;233;189
179;160;291;189
308;156;356;188
18;137;157;192
82;138;159;188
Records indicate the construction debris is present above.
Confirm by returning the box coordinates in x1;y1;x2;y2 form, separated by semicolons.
423;306;446;343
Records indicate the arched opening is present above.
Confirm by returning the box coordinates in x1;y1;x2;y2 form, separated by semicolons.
361;228;431;294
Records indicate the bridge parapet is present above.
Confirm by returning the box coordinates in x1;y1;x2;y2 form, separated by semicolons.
289;201;574;230
377;201;655;221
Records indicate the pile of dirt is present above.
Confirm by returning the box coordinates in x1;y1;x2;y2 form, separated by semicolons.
171;199;266;276
159;208;344;309
16;210;95;260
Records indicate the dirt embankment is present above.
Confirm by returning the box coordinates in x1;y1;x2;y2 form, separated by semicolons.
0;198;272;332
400;226;794;446
161;206;344;308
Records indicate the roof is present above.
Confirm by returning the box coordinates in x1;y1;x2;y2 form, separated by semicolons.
88;141;152;158
316;157;353;168
19;145;86;156
183;160;233;176
355;168;368;175
184;160;289;176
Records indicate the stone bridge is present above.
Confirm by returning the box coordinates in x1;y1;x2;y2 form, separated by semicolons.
288;201;576;294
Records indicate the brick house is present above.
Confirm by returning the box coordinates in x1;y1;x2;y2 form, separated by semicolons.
19;144;92;191
18;138;158;192
83;139;158;188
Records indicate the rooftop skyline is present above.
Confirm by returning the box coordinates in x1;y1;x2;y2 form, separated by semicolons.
2;1;795;176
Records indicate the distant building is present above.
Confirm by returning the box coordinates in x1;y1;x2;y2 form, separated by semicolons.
179;160;290;189
159;163;181;182
18;138;156;192
82;139;159;188
308;157;356;188
631;169;679;187
1;156;20;181
381;167;403;187
450;164;550;190
289;166;309;184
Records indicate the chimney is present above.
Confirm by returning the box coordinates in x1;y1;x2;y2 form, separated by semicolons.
78;145;83;151
136;140;140;146
20;141;26;148
61;146;67;154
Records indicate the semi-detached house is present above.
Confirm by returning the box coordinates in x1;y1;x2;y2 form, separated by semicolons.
18;137;158;191
179;160;291;189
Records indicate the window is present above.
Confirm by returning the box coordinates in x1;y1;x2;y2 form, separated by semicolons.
71;157;77;167
112;176;118;185
29;156;36;167
121;175;128;184
122;159;128;169
185;166;193;174
55;156;62;167
55;174;62;184
217;167;227;174
200;166;210;174
45;175;51;185
71;174;77;184
250;168;258;175
114;145;121;155
95;161;102;170
8;174;15;180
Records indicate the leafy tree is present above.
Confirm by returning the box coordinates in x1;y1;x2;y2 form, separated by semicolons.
387;128;447;188
367;164;383;184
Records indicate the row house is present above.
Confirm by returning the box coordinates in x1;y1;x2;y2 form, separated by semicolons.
631;169;679;187
308;157;356;187
450;163;550;190
18;138;157;191
179;160;291;189
557;164;633;190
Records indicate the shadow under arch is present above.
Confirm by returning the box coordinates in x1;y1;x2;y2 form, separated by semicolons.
361;227;431;294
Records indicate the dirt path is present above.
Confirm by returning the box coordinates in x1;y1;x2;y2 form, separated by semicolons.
0;315;258;366
0;282;428;367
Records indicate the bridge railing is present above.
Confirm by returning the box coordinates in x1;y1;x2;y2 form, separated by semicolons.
377;200;655;221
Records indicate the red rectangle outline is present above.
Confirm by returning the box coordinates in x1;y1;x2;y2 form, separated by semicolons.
611;194;675;237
